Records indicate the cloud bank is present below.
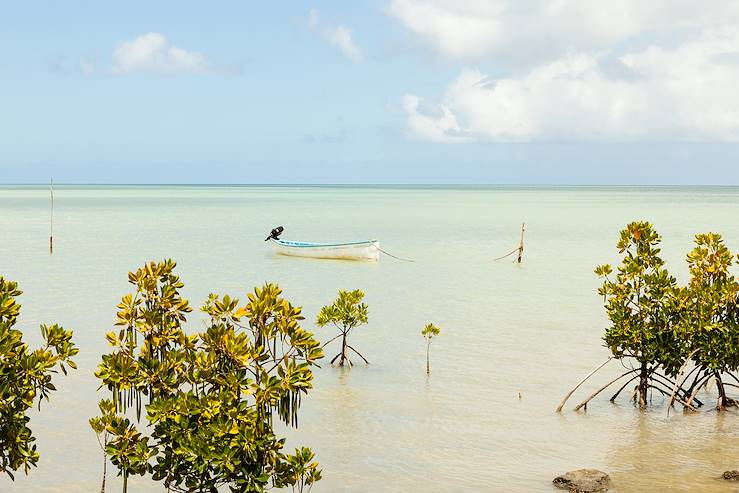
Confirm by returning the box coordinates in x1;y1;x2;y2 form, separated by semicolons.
392;0;739;142
388;0;739;62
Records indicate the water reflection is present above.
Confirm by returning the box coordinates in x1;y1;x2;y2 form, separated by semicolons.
606;401;739;492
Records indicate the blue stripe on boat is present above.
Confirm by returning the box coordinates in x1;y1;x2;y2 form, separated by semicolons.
274;239;378;248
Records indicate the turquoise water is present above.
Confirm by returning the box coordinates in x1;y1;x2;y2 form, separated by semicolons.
2;185;739;492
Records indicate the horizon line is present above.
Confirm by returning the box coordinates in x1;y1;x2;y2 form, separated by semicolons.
3;183;739;188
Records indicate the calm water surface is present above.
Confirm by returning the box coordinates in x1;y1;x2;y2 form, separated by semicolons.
1;185;739;492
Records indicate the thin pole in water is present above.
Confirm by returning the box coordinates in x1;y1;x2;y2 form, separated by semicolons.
493;222;526;263
516;223;525;263
49;178;54;254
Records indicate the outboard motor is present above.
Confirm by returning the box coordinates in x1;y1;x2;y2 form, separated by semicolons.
265;226;284;241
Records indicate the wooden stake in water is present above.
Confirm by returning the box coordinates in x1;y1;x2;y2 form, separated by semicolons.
49;178;54;254
516;223;525;263
493;222;526;263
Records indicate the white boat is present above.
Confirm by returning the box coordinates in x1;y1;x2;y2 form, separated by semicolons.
269;238;380;261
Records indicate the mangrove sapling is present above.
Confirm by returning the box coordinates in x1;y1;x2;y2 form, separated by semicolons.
421;323;441;374
92;261;324;493
0;277;78;479
89;400;116;493
317;289;369;367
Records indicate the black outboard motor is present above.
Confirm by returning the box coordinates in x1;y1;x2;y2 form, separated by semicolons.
265;226;284;241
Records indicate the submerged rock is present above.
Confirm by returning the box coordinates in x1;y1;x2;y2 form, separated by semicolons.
723;470;739;481
553;469;611;492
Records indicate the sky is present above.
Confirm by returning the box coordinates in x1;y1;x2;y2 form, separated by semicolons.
3;1;739;184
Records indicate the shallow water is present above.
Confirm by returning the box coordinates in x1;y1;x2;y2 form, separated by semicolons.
1;185;739;492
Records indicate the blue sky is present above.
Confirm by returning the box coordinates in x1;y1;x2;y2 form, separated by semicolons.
3;1;739;184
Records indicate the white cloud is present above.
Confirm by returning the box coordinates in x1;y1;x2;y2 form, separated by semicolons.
388;1;504;60
327;25;362;63
387;0;739;63
307;8;320;30
306;9;362;63
403;94;469;143
403;28;739;142
112;33;208;75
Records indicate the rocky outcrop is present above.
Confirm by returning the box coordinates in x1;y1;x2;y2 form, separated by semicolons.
553;469;611;492
723;470;739;481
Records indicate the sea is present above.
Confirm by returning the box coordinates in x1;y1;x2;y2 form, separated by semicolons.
1;185;739;492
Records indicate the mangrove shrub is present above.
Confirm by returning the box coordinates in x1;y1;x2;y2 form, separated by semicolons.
92;260;323;492
676;233;739;410
0;277;78;479
595;222;684;408
558;222;739;412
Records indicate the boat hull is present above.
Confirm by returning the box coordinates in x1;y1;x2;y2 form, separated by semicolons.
270;239;380;261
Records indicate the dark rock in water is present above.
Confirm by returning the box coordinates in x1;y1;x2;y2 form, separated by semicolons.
723;470;739;481
553;469;611;492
